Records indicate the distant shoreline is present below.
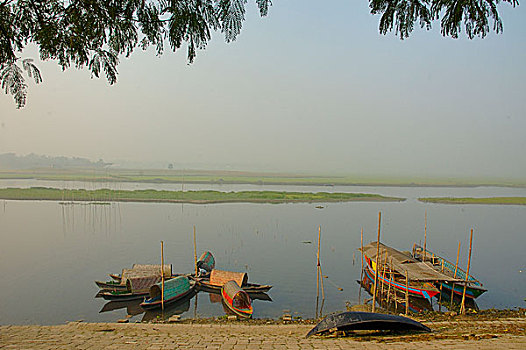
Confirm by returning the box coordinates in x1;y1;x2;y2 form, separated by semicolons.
0;187;405;204
0;169;525;188
419;197;526;205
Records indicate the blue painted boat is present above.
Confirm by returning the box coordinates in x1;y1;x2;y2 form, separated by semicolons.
197;251;215;272
140;276;196;310
412;244;487;300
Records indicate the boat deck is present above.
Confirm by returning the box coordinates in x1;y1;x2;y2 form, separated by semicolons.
361;242;463;283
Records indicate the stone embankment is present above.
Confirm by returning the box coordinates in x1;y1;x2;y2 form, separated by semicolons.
1;317;525;349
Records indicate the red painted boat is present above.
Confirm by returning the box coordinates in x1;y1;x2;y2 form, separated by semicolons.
221;280;253;318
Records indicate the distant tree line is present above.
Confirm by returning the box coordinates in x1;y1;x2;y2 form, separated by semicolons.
0;153;111;169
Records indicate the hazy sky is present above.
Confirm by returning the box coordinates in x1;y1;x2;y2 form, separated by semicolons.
1;1;525;177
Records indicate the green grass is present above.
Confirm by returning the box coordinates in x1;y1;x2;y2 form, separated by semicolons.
419;197;526;205
0;187;405;204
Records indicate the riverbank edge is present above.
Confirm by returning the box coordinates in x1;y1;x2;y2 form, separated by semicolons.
1;317;525;349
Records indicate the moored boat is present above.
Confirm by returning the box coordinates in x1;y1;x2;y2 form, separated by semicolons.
140;276;196;310
412;244;487;300
193;269;272;294
221;280;253;319
360;242;454;299
98;275;162;301
196;251;215;273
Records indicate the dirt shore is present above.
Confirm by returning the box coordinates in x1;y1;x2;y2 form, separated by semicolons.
2;317;525;349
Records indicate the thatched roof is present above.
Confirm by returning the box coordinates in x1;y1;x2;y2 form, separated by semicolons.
210;269;248;287
126;275;162;293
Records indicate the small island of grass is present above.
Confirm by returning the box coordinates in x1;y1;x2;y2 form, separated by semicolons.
0;187;405;204
419;197;526;205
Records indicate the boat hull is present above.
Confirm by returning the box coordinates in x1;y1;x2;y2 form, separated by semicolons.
363;256;439;299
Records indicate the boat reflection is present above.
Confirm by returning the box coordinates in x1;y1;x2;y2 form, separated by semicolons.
141;290;197;322
99;299;144;316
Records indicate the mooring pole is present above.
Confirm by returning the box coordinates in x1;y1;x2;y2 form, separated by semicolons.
405;270;409;316
460;229;474;315
372;212;381;313
316;225;321;318
359;227;364;304
193;225;198;277
161;240;165;312
451;241;461;310
423;210;427;262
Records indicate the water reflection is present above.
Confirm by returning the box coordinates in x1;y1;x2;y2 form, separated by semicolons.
60;202;122;236
97;288;273;322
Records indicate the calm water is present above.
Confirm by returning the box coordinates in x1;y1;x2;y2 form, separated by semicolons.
0;180;525;325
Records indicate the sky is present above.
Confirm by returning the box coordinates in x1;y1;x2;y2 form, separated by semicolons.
0;1;525;178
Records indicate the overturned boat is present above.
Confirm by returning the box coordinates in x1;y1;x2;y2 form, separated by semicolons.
306;311;431;337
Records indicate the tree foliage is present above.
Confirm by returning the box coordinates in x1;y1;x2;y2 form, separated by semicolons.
369;0;519;40
0;0;519;109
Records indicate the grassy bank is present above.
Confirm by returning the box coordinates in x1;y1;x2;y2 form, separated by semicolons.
0;187;404;204
419;197;526;205
1;168;525;187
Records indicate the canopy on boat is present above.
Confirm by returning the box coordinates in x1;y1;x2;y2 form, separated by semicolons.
197;251;215;272
210;269;247;287
221;280;252;313
361;242;462;282
126;276;162;293
120;265;172;283
149;276;191;300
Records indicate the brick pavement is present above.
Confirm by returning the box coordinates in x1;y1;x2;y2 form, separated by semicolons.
1;319;525;349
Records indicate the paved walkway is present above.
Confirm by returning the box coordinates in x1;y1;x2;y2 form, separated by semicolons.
1;319;525;349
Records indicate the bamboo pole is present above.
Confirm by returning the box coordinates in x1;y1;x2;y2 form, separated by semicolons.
423;210;427;262
359;227;364;304
161;241;165;312
372;212;381;313
405;270;409;315
316;225;321;318
386;257;393;306
318;226;325;302
439;260;444;312
450;241;461;310
460;229;474;315
193;225;198;277
380;250;387;297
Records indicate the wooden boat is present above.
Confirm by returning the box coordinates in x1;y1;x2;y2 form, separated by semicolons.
196;251;215;272
221;280;253;319
140;276;196;310
306;311;431;337
98;290;149;301
95;280;128;292
95;264;172;292
98;275;162;301
193;269;272;294
361;242;450;299
411;244;487;299
357;271;432;313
